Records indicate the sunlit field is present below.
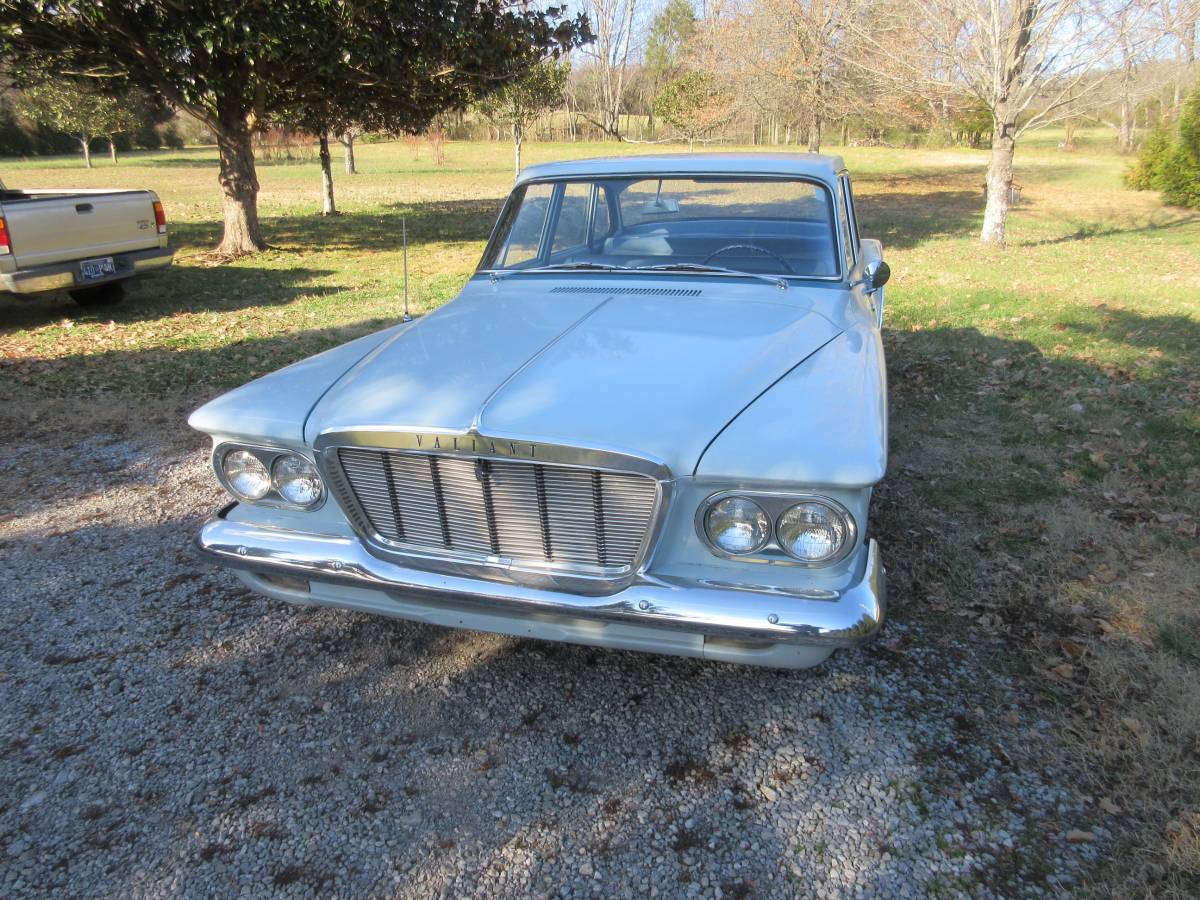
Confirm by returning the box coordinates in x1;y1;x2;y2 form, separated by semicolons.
1;131;1198;892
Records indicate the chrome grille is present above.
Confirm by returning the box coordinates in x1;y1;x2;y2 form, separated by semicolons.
335;448;659;572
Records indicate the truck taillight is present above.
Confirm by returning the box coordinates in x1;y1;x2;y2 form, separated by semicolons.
152;200;167;235
0;216;9;254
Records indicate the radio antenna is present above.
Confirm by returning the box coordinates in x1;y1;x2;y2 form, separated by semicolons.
401;217;412;323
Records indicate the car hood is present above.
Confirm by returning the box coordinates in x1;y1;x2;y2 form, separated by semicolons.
305;278;843;476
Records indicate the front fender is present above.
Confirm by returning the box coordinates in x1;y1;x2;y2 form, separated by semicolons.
694;328;887;488
188;324;406;445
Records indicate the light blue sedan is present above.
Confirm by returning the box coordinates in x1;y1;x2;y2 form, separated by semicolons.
191;153;891;669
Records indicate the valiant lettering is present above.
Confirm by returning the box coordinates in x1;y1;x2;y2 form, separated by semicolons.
408;434;537;458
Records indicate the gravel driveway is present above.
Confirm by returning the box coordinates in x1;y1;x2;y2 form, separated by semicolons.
1;424;1104;897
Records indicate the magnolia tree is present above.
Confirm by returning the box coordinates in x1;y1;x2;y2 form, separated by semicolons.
0;1;589;254
477;59;570;178
17;80;137;168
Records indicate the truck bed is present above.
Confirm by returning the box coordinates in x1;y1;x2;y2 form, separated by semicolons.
0;188;168;270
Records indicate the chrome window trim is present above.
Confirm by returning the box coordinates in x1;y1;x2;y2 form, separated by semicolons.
694;490;858;568
837;173;858;268
841;173;860;256
314;428;674;596
212;442;327;511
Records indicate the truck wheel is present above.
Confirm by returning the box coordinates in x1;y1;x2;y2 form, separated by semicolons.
69;282;125;307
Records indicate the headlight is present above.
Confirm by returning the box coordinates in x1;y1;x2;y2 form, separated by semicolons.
271;453;323;507
703;496;770;555
222;449;271;500
776;501;849;563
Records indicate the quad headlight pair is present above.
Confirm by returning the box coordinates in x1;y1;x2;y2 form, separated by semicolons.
699;493;854;565
219;446;324;509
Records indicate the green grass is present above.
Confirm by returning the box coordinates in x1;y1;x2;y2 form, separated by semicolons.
1;131;1198;894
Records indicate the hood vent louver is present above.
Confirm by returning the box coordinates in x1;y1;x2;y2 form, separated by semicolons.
550;286;702;297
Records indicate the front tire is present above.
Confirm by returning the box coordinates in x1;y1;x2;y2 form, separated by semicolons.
69;282;125;307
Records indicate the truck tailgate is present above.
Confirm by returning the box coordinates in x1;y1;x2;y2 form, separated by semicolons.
2;190;163;268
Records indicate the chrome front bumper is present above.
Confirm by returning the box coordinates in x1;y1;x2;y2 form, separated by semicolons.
194;508;886;659
0;245;174;294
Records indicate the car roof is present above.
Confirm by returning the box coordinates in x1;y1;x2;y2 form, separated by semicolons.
516;152;847;186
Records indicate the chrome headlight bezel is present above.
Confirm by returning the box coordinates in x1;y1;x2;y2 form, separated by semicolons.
214;443;326;510
695;490;857;567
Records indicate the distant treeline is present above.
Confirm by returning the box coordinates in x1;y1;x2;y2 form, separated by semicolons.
0;94;183;157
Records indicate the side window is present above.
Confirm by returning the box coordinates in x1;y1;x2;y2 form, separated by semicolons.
501;183;553;267
551;183;591;255
838;176;856;271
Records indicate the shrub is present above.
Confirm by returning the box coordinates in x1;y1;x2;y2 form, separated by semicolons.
159;123;184;150
1130;85;1200;209
1125;126;1172;190
1159;87;1200;209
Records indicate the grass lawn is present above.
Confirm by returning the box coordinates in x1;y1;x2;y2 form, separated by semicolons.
1;132;1198;893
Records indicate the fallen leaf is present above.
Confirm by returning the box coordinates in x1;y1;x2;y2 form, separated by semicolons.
1099;798;1121;815
1059;639;1088;659
1065;829;1096;843
1121;717;1150;746
1052;662;1075;679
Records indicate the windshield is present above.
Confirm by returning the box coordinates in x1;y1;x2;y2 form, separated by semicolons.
479;176;841;280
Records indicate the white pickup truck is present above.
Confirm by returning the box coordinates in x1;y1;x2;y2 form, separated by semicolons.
0;182;174;307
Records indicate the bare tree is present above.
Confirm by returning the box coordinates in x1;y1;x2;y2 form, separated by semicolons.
694;0;872;152
1098;0;1172;152
582;0;639;137
858;0;1151;246
1158;0;1199;113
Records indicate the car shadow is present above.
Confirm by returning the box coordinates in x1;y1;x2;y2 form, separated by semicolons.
162;198;503;258
0;263;340;337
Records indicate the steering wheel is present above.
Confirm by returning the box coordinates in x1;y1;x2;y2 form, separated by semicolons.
703;243;795;274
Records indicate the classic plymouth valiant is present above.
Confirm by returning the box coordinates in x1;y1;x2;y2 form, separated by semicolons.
192;153;890;669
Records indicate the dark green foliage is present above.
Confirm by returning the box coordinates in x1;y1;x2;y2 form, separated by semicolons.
654;71;732;146
1159;87;1200;209
645;0;696;81
1127;85;1200;210
0;1;591;250
1125;126;1172;190
160;123;185;150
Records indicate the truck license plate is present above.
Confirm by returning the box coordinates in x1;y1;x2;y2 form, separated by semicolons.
79;256;116;281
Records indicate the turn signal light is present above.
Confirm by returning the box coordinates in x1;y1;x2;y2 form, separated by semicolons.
152;200;167;234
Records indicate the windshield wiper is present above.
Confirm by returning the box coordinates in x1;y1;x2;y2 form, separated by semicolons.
635;263;788;290
490;262;633;281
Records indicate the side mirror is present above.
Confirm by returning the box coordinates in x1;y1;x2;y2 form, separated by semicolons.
864;259;890;293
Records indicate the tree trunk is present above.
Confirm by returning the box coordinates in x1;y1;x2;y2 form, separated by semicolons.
108;137;118;164
981;114;1017;248
807;114;822;152
215;125;266;255
513;122;522;180
80;135;91;169
343;132;357;175
1118;98;1134;154
840;120;849;146
319;132;336;216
